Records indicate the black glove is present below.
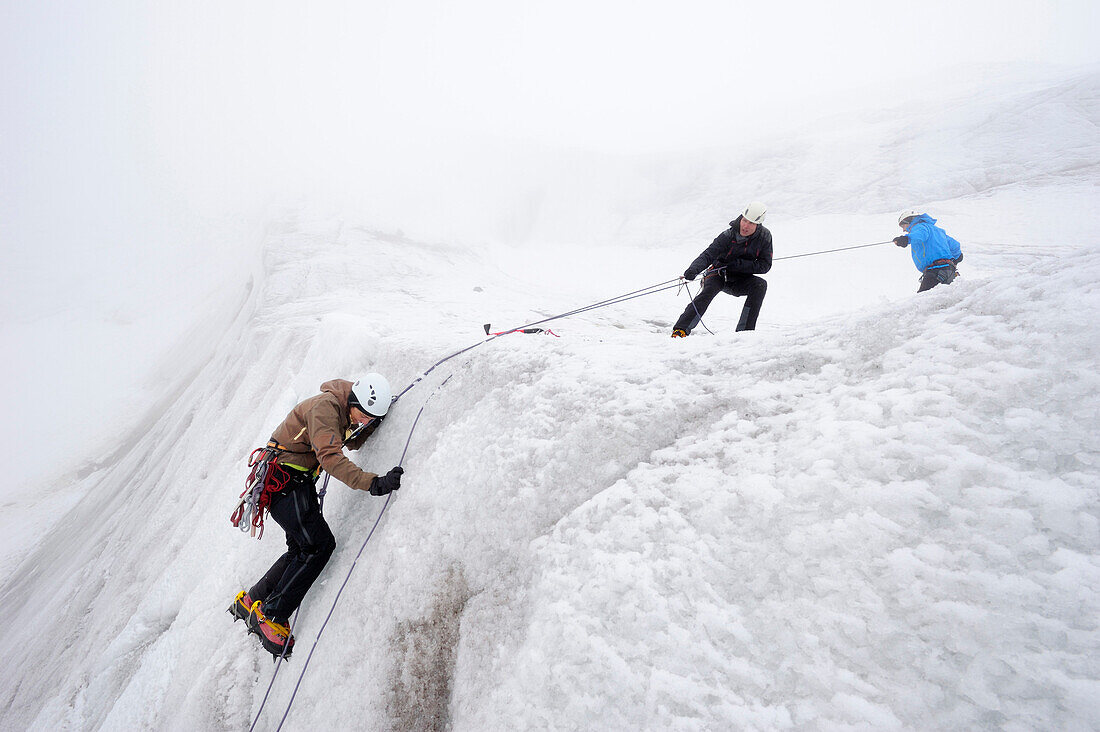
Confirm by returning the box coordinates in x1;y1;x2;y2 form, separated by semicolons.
370;466;404;496
683;269;697;281
893;235;909;248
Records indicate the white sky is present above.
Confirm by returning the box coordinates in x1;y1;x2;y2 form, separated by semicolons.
1;1;1095;227
2;0;1097;275
4;1;1098;185
0;2;1093;270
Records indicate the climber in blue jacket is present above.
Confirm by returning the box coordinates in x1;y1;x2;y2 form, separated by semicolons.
894;210;963;292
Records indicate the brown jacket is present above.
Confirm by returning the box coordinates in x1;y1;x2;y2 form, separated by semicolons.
269;379;378;491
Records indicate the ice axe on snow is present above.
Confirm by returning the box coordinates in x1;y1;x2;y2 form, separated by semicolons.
483;323;559;337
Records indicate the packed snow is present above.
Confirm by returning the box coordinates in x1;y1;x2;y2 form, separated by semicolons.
2;67;1099;731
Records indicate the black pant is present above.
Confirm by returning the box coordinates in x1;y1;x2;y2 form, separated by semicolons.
248;472;336;624
674;272;768;333
918;263;957;292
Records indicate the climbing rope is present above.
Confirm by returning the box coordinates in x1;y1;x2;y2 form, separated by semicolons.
392;277;683;403
395;239;893;401
774;239;892;261
676;238;894;335
681;277;718;336
499;239;895;334
249;606;299;732
513;277;683;329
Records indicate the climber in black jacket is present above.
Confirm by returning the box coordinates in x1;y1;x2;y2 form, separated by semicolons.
672;201;773;336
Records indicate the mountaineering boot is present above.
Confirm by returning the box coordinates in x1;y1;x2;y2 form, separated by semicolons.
228;590;254;622
671;329;688;338
247;600;295;659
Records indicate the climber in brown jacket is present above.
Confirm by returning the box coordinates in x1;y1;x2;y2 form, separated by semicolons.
268;377;388;492
229;374;404;658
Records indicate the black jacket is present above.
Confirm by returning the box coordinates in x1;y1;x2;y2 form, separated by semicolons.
685;217;773;278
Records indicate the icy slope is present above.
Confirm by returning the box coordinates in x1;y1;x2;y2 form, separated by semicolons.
1;213;1098;730
449;256;1100;730
1;68;1098;731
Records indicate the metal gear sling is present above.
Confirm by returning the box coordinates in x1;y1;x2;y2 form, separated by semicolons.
230;441;303;539
231;419;366;539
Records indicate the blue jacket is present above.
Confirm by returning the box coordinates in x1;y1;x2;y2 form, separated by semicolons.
906;214;962;272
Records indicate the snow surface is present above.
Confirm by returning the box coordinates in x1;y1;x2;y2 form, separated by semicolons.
2;69;1099;731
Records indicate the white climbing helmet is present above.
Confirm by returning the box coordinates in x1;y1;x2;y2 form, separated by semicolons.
350;373;392;417
742;201;767;225
898;209;921;226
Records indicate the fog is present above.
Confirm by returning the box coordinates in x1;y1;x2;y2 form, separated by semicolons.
5;2;1097;245
1;0;1097;487
6;2;1097;244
